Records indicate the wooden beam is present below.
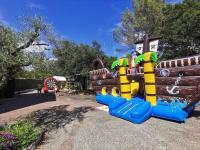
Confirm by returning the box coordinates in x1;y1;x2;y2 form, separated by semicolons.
156;76;200;86
156;85;198;97
91;78;119;86
155;65;200;77
92;85;120;92
135;36;162;44
143;34;149;53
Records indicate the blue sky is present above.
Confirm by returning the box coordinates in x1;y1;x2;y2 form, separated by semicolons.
0;0;182;57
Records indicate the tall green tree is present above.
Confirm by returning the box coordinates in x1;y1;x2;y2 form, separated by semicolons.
53;40;104;90
0;16;53;92
53;40;104;77
161;0;200;59
113;0;200;59
16;53;59;79
103;56;118;69
113;0;164;47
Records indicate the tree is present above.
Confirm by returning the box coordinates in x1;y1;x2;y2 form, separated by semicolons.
103;56;118;69
161;0;200;59
16;53;59;79
0;16;53;96
54;40;104;76
113;0;164;47
53;40;104;90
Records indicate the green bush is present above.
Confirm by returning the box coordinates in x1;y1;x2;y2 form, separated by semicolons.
0;136;5;143
6;119;41;149
0;131;19;150
73;82;81;90
0;125;5;131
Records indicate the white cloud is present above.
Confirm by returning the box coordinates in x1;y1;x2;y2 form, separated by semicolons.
97;27;113;35
27;1;45;10
0;11;3;20
115;22;122;27
97;21;122;36
0;10;9;26
60;34;70;40
106;22;122;35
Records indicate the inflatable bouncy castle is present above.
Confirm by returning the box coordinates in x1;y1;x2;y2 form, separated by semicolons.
90;35;199;124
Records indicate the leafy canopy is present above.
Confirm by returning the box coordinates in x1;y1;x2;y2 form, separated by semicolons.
135;54;144;65
151;52;158;64
113;0;164;47
0;16;53;91
111;60;119;70
161;0;200;59
113;0;200;59
53;40;104;76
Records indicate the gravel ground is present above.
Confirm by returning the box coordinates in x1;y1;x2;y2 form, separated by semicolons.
0;93;200;150
36;95;200;150
72;110;200;150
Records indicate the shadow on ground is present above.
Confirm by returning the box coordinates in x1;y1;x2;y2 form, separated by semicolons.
191;109;200;120
0;93;56;114
29;105;95;131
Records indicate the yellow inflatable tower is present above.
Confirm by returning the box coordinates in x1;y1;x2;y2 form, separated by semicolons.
143;52;157;106
119;58;132;100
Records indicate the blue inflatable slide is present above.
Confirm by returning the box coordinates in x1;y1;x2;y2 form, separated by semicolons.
109;97;152;124
96;94;126;105
96;94;194;124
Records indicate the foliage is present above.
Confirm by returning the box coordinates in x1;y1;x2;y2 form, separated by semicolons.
0;131;18;150
103;56;118;69
0;119;41;149
6;119;41;149
111;60;119;69
54;40;104;76
122;58;128;66
113;0;164;47
0;125;5;131
135;54;144;65
161;0;200;59
151;52;158;64
72;82;81;90
0;16;53;93
126;53;132;60
16;54;59;79
0;136;5;143
113;0;200;60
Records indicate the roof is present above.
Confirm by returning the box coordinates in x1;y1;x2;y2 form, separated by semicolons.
53;76;66;81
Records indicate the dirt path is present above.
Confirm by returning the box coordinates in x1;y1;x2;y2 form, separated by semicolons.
0;93;100;123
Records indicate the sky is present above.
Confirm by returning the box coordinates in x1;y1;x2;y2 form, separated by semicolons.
0;0;183;58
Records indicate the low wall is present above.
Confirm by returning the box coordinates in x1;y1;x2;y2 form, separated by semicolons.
15;79;43;91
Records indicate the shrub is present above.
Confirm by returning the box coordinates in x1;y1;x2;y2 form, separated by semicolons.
0;131;18;150
0;125;5;131
6;119;41;149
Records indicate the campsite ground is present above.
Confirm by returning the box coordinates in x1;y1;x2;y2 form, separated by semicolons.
0;93;200;150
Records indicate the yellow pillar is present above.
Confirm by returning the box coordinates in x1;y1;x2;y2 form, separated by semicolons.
101;87;107;95
130;80;139;95
111;87;119;97
143;52;157;106
119;58;132;100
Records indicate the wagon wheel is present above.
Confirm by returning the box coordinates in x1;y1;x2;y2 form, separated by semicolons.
46;78;57;90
